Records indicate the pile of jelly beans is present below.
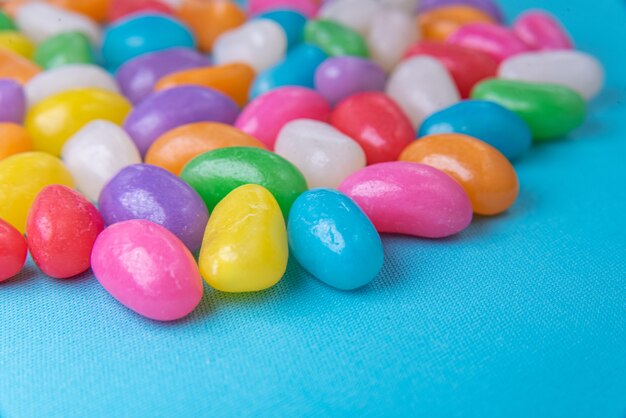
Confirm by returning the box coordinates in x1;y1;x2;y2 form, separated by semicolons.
0;0;604;321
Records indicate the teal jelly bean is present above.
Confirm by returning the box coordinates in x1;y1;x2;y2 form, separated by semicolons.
255;9;307;50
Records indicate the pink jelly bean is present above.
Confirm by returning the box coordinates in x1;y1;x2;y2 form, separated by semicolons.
338;162;473;238
248;0;319;18
447;23;529;63
235;87;330;149
513;11;573;50
91;219;204;321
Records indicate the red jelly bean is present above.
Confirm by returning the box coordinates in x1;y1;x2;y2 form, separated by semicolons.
26;185;104;279
331;92;414;164
107;0;174;23
0;218;27;282
404;41;498;98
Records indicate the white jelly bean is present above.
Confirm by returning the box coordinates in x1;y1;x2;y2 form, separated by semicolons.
274;119;366;189
367;8;419;72
498;50;604;100
15;3;101;45
213;19;287;72
61;120;142;202
376;0;420;13
319;0;381;36
386;56;460;128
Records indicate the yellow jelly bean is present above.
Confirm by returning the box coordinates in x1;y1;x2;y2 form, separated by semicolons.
25;88;132;156
199;184;288;292
0;151;74;232
0;31;35;59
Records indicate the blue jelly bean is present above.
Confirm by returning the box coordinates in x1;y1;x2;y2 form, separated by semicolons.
255;9;307;50
102;14;196;72
250;43;327;99
418;100;532;160
288;189;384;290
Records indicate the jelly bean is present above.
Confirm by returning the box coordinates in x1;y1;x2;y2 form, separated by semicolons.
0;31;34;58
498;51;604;100
288;189;383;290
379;0;420;12
61;120;142;202
331;92;414;164
33;32;94;70
255;9;307;50
248;0;319;18
48;0;108;22
115;48;210;105
304;19;369;58
418;100;532;160
314;56;386;106
0;11;17;31
177;0;246;52
102;14;195;72
0;123;32;161
400;134;519;215
26;185;104;279
26;88;132;156
91;219;204;321
99;164;209;252
0;49;41;84
180;147;307;218
213;19;287;72
419;0;503;22
235;87;330;149
447;23;529;63
338;162;472;238
0;217;27;282
367;8;418;72
403;41;498;98
275;119;366;188
198;184;288;293
318;0;381;36
145;122;266;175
418;6;495;42
250;44;327;99
124;86;239;156
108;0;174;23
15;2;100;45
386;56;460;128
155;63;255;107
0;79;25;123
25;64;119;108
472;79;586;141
513;11;573;51
0;152;74;232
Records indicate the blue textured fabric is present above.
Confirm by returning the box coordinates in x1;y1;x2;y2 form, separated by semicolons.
1;1;625;417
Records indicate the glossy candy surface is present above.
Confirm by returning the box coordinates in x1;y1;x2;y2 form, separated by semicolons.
91;219;204;321
198;184;288;293
288;189;383;290
108;0;174;23
248;0;319;18
339;162;473;238
26;185;104;278
0;31;34;58
418;5;495;42
314;56;386;106
447;23;529;63
304;19;369;58
177;0;246;52
419;0;503;22
34;32;94;70
99;164;209;252
318;0;380;36
0;123;32;161
255;9;307;50
0;49;41;84
49;0;108;22
513;11;573;51
0;218;27;282
367;8;418;72
0;79;25;123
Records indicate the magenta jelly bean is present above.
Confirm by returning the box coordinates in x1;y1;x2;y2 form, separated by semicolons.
124;85;239;156
0;79;25;123
513;11;573;51
339;162;473;238
248;0;320;18
235;86;330;149
447;23;529;63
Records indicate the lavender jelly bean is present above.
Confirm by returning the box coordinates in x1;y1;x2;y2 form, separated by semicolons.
314;56;386;106
418;0;503;22
0;79;25;123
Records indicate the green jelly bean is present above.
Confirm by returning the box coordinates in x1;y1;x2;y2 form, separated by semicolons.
34;32;94;69
180;147;308;219
471;79;586;141
0;12;16;32
304;19;369;58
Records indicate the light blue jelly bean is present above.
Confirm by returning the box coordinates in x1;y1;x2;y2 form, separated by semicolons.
288;189;384;290
418;100;532;160
250;43;327;99
255;9;307;50
102;14;196;72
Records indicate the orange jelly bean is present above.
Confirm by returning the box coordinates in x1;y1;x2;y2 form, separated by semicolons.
0;123;32;161
399;133;518;215
418;6;495;42
177;0;247;53
145;122;267;175
154;63;255;107
47;0;109;22
0;49;41;84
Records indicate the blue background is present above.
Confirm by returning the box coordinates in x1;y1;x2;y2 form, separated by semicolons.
1;0;625;417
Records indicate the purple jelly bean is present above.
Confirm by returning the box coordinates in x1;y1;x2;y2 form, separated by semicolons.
115;48;210;104
98;163;209;252
0;79;25;123
418;0;503;22
314;57;386;106
123;85;239;156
